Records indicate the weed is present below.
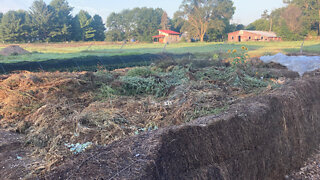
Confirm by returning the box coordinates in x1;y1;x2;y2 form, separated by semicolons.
196;66;268;92
126;67;154;77
118;76;166;97
94;70;114;83
187;106;229;122
155;59;177;70
190;59;217;69
96;84;116;99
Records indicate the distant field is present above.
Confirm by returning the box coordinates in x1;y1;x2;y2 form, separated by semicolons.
242;41;320;55
0;41;319;64
0;42;258;63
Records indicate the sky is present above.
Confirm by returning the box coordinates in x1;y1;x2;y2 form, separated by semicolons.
0;0;285;25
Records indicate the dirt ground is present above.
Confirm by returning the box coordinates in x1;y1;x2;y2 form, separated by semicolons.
0;45;29;56
0;59;299;179
288;146;320;180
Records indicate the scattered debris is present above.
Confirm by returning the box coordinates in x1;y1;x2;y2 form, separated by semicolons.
64;142;93;154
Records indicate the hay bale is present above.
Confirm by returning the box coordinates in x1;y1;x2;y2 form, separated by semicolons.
0;45;29;56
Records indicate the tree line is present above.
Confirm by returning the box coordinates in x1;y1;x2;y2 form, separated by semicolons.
106;0;235;42
0;0;106;43
243;0;320;40
0;0;236;43
1;0;318;43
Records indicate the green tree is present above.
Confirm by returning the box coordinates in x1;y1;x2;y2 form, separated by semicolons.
236;24;245;31
106;12;126;41
171;11;185;33
30;0;55;41
135;8;163;42
77;10;95;41
288;0;320;35
106;8;163;42
71;15;82;41
91;15;106;41
176;0;235;42
261;10;274;31
49;0;73;41
282;4;303;33
246;19;270;31
246;5;307;40
0;10;31;42
160;11;169;30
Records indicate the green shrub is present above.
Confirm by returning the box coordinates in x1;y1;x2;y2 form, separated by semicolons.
119;76;166;96
154;59;177;70
94;70;114;87
126;67;154;77
190;59;217;69
119;66;189;97
196;66;268;91
94;70;113;80
96;84;116;99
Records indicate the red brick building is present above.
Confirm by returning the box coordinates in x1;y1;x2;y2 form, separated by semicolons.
152;30;181;43
228;30;282;42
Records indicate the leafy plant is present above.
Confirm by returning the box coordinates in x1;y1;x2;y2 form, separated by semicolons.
94;69;114;82
117;66;189;97
97;84;116;99
227;46;249;68
118;76;165;97
126;67;154;77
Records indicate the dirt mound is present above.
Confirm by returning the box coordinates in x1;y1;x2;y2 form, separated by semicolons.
0;45;29;56
44;70;320;179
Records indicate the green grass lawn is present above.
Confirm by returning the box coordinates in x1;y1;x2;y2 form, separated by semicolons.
1;41;320;64
232;41;320;56
0;42;259;63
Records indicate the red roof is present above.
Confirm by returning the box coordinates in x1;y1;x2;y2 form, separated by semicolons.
152;35;165;38
159;30;180;35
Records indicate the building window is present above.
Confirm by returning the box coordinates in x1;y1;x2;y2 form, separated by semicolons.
249;36;251;40
232;36;234;40
261;36;264;40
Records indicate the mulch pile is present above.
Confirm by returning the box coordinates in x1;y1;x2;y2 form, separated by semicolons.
0;60;299;178
0;45;29;56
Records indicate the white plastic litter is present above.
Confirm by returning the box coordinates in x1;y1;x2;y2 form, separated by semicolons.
64;142;93;154
260;53;320;76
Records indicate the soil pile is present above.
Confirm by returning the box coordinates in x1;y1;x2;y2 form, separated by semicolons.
0;45;29;56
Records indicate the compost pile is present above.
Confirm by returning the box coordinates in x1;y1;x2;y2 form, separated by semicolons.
0;58;295;178
0;45;30;56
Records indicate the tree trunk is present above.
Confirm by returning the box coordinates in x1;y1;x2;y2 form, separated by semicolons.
200;33;205;42
269;18;273;32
